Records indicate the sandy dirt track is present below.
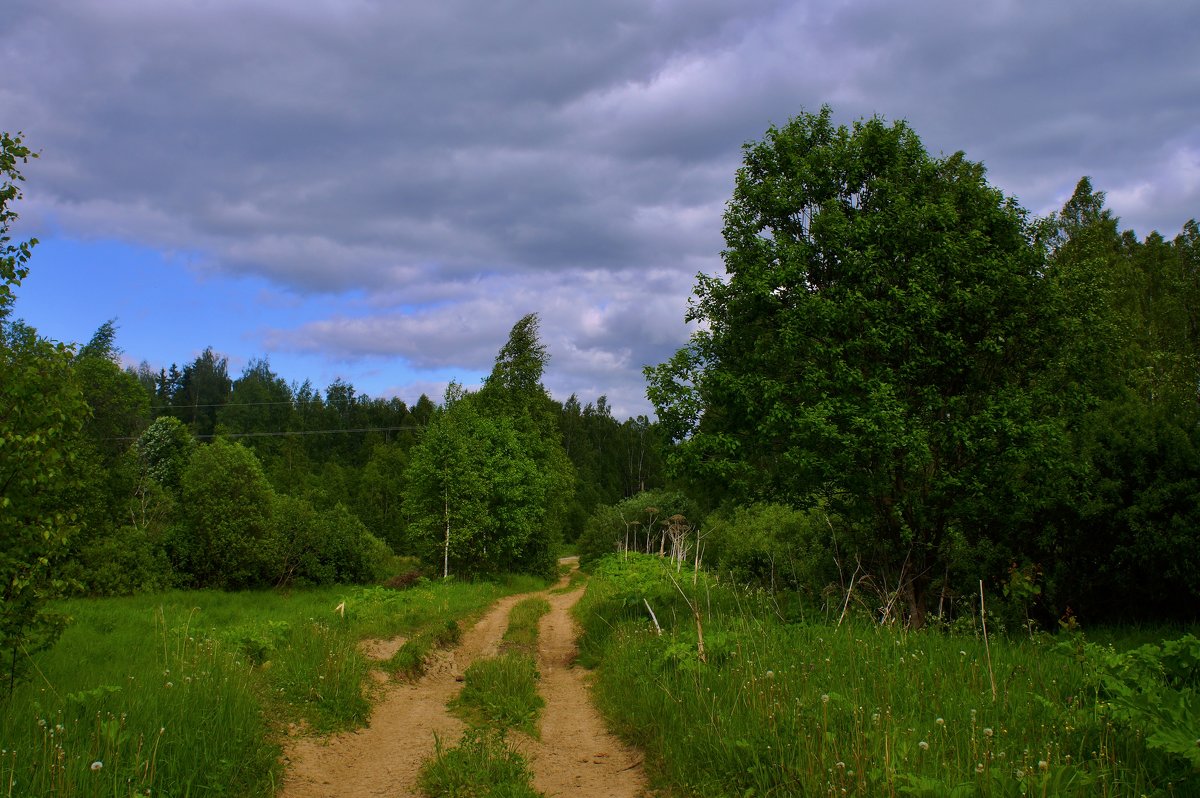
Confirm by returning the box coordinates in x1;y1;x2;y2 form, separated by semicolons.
278;564;646;797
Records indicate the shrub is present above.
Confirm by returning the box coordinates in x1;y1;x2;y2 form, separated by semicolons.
169;439;277;589
704;502;839;595
272;497;396;586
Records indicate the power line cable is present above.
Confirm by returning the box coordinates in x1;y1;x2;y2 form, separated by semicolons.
105;425;427;442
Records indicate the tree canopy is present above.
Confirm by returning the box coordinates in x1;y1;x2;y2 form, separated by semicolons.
648;108;1073;623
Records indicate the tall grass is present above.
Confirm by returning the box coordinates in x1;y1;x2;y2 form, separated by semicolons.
576;554;1198;797
0;577;541;797
1;603;275;797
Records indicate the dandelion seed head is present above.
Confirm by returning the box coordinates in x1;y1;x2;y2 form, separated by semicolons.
91;761;103;772
976;763;985;774
936;717;945;726
1038;760;1049;772
919;741;929;751
821;694;830;704
983;727;993;738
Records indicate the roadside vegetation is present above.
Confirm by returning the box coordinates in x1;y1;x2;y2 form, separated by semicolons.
576;554;1199;797
0;578;537;797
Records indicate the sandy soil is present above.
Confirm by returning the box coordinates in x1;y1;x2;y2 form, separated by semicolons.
520;582;646;798
278;563;647;798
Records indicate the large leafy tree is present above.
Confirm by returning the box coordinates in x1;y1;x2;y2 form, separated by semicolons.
402;387;493;577
647;108;1065;624
478;314;575;574
169;439;276;589
1;133;88;685
405;317;575;578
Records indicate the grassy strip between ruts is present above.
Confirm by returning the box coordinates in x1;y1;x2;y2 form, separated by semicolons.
574;553;1200;798
0;574;546;797
422;596;551;797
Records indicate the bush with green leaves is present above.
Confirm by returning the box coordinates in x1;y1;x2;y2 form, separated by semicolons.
168;439;278;588
704;502;840;595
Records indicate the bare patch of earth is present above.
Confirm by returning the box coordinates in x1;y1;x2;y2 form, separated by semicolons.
519;581;647;798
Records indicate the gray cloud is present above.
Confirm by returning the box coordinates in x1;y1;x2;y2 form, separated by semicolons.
5;0;1199;417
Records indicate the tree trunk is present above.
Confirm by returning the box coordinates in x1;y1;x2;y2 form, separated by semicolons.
442;487;450;579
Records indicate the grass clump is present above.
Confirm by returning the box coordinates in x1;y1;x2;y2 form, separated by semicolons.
453;653;544;735
501;597;550;656
575;553;1199;797
419;728;542;798
389;620;462;679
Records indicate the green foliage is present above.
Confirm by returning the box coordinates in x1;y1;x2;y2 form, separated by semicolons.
406;318;575;580
477;314;575;575
403;393;504;577
170;439;277;588
557;396;668;532
165;347;232;437
355;440;409;548
1033;180;1200;622
704;502;839;594
0;320;87;688
136;416;195;493
67;522;173;596
0;133;88;687
273;496;395;586
0;131;37;313
577;489;700;569
74;320;150;461
648;109;1080;624
1068;634;1200;771
575;555;1196;796
419;728;543;798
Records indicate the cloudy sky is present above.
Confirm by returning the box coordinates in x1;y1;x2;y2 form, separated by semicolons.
4;1;1198;417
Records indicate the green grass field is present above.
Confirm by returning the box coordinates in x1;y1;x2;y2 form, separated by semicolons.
1;576;543;797
575;554;1200;797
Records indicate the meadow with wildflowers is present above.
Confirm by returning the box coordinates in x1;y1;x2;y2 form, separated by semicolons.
0;577;539;796
576;554;1199;797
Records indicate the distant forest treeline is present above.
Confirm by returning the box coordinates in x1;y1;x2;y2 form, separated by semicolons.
43;316;667;595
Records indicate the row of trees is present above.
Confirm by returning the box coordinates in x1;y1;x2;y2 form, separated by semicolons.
1;130;671;684
28;314;668;596
644;108;1199;625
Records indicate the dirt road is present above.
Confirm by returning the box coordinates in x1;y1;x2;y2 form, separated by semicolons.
278;566;646;797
